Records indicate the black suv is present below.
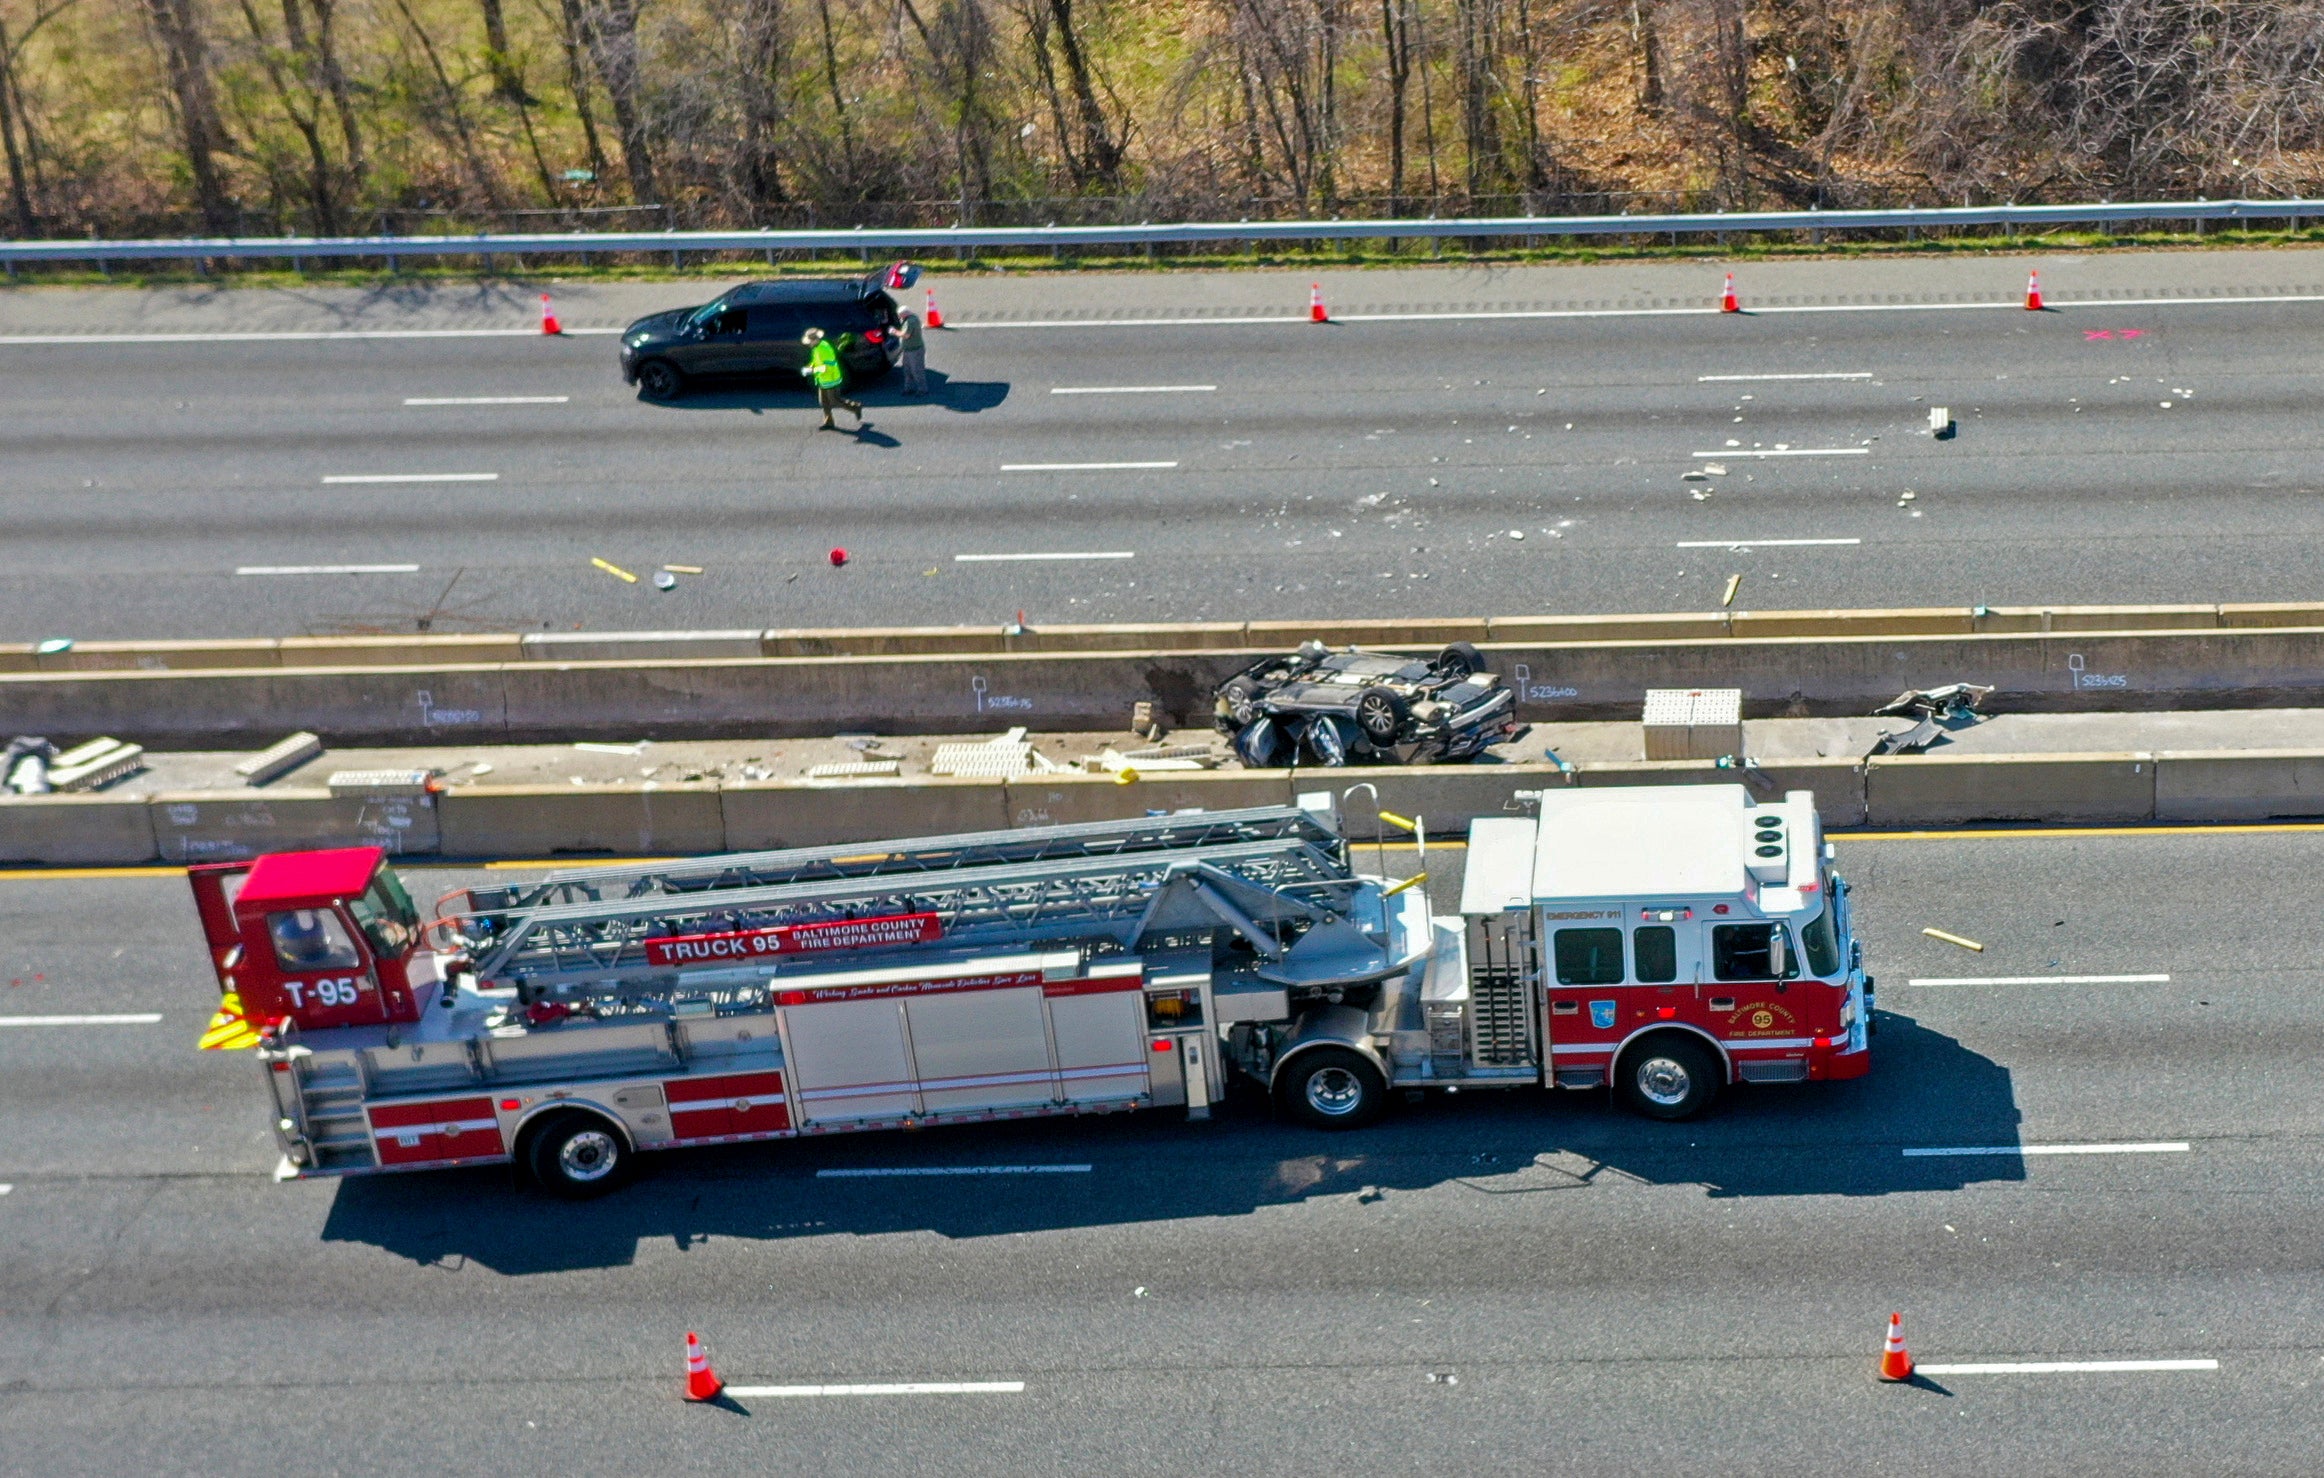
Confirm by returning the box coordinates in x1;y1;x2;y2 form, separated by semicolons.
619;274;901;400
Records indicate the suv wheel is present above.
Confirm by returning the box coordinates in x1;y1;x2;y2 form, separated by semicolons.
1353;688;1408;746
635;359;684;401
1435;641;1484;678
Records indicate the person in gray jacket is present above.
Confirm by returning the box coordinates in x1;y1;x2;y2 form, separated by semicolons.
897;309;929;395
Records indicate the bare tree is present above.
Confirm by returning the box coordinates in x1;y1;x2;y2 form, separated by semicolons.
140;0;235;233
578;0;655;204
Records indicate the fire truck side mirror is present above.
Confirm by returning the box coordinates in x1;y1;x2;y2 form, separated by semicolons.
1768;927;1789;978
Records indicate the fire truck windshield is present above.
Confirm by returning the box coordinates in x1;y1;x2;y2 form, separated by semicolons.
346;868;420;956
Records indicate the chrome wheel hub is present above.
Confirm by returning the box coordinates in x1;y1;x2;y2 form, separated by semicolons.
1635;1056;1693;1107
559;1129;619;1182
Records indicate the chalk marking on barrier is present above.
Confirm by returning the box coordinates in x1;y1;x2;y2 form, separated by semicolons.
1908;974;2170;987
954;552;1135;563
0;1013;164;1027
322;472;498;484
817;1165;1092;1178
1915;1359;2216;1375
1049;385;1216;394
1674;538;1861;548
999;461;1178;472
1689;447;1870;459
402;395;571;405
723;1382;1026;1397
1697;372;1875;382
1901;1142;2189;1157
238;563;421;575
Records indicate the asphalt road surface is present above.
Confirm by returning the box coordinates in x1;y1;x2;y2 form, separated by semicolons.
6;251;2324;640
4;828;2323;1474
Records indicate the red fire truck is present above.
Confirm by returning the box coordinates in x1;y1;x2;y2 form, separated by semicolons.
192;784;1869;1196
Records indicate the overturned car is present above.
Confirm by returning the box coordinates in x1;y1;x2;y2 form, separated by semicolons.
1212;641;1520;766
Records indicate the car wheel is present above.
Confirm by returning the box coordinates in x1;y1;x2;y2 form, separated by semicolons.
635;359;684;401
1219;676;1263;727
1352;688;1407;747
1233;716;1288;768
1615;1034;1722;1121
1435;641;1484;678
527;1111;631;1198
1275;1047;1387;1129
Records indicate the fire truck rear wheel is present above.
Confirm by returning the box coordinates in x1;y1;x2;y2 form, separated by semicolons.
1616;1034;1721;1121
1275;1047;1386;1130
527;1112;632;1198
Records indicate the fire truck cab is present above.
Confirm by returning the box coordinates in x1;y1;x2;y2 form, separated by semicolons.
188;847;435;1031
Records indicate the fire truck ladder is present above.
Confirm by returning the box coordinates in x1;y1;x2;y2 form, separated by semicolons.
449;806;1374;1003
456;801;1347;914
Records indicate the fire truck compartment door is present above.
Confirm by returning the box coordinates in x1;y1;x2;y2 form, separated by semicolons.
905;985;1055;1112
1045;979;1149;1105
782;997;921;1124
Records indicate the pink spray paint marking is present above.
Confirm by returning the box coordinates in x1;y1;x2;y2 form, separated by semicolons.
2084;328;2148;341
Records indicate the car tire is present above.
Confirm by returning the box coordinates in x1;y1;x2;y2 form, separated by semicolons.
1615;1034;1722;1121
635;360;684;401
1274;1046;1387;1129
1353;688;1407;747
526;1111;631;1198
1435;641;1484;678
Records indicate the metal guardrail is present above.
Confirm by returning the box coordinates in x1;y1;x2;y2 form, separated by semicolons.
3;198;2322;265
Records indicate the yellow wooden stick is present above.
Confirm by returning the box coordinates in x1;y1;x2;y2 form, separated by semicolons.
592;557;638;583
1923;926;1985;952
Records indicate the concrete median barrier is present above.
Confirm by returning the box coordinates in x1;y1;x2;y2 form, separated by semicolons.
436;783;725;857
1004;771;1292;830
0;663;511;746
521;631;765;662
2156;750;2324;821
0;794;161;865
1866;752;2157;826
278;634;525;666
149;788;441;862
719;778;1009;850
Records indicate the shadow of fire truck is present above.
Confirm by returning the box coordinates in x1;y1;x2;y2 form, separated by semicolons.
319;1007;2013;1275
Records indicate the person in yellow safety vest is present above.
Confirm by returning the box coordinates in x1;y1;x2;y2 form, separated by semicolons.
801;327;864;430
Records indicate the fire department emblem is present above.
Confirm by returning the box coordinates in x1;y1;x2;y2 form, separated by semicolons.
1589;1000;1617;1030
1750;1009;1775;1029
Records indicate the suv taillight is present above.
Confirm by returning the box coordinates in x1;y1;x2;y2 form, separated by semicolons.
864;328;886;343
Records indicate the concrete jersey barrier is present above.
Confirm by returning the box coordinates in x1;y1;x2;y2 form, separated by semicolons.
9;747;2324;867
12;601;2324;672
19;624;2324;748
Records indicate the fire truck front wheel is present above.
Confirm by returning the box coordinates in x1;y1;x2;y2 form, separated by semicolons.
1275;1047;1387;1130
1615;1034;1721;1121
525;1111;633;1198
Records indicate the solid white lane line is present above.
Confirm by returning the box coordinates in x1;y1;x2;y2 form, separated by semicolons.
954;552;1133;563
1690;447;1870;458
1902;1142;2190;1157
0;1013;163;1026
321;473;498;484
0;1184;11;1195
1916;1359;2217;1375
1675;537;1861;548
1000;461;1178;471
0;328;621;344
238;563;420;575
403;395;571;405
1698;372;1875;381
1909;973;2171;986
1049;385;1216;394
817;1165;1092;1178
724;1382;1026;1397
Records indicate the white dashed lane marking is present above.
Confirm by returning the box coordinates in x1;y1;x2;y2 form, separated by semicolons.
0;1013;163;1026
1916;1359;2217;1376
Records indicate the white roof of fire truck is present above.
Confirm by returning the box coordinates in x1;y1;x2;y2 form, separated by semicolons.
1460;784;1824;918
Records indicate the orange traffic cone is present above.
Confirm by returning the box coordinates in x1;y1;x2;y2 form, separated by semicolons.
684;1331;724;1402
539;293;562;336
1879;1312;1914;1382
1310;282;1329;323
924;285;945;329
1720;273;1740;314
2024;270;2044;311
